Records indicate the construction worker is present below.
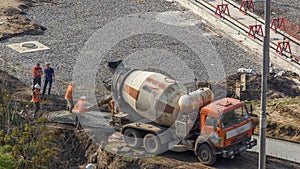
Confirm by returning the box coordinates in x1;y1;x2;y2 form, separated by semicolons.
32;84;41;119
42;63;55;96
109;99;119;114
72;96;91;113
109;99;115;114
32;63;43;91
64;83;74;113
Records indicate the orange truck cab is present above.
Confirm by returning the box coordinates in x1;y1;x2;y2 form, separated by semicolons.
194;98;257;165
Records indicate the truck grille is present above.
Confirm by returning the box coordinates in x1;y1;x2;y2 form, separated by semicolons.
231;133;248;144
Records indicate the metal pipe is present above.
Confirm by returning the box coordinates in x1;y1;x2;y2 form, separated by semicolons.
259;0;271;169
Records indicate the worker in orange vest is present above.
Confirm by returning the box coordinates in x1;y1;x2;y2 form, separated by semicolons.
32;63;43;91
65;83;74;113
109;99;119;114
72;96;91;113
32;84;41;119
109;99;115;114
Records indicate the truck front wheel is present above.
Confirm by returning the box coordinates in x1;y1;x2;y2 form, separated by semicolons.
143;133;164;155
123;128;143;148
197;144;217;166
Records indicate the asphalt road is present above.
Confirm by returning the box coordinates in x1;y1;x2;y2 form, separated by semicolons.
250;135;300;163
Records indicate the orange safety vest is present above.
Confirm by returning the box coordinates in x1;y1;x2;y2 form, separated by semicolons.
109;100;115;114
109;100;119;114
32;89;40;103
73;100;88;113
64;85;73;99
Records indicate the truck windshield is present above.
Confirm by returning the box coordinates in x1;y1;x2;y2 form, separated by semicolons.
221;106;250;129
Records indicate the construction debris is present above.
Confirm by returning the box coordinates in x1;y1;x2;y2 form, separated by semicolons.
213;71;300;100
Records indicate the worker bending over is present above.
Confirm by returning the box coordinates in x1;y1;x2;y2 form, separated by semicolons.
72;96;92;113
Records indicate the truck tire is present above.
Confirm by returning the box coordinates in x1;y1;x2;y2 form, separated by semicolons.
197;144;217;166
123;128;143;148
143;133;165;155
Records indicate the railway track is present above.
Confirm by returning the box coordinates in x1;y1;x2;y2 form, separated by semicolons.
175;0;300;73
201;0;300;63
223;0;300;64
223;0;300;47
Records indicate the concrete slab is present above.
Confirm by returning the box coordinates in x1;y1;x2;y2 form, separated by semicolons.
6;41;50;53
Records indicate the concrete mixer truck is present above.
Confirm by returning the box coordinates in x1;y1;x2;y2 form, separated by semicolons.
109;66;257;166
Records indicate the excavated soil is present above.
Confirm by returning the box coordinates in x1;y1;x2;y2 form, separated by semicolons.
252;96;300;142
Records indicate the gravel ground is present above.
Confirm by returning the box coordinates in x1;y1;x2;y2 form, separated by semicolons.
0;0;262;100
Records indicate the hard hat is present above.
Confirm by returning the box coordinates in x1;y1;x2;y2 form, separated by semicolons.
34;84;41;89
80;96;87;100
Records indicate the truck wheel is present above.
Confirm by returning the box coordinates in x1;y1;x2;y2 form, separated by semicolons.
197;144;217;166
123;128;143;148
143;133;165;155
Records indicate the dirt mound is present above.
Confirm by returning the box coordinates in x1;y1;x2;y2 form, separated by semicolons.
0;69;29;99
267;121;300;141
252;96;300;142
0;0;48;40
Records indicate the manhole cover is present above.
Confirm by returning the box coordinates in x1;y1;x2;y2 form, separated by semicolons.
21;43;38;49
6;41;50;53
